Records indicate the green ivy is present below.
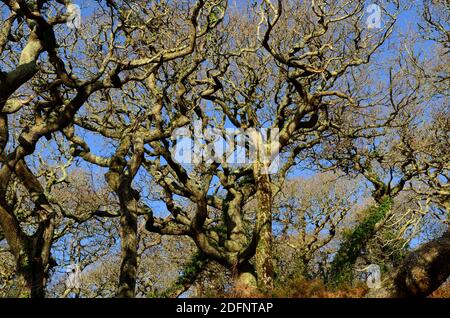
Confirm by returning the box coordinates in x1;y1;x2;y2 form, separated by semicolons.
176;251;208;286
329;197;392;285
155;251;207;298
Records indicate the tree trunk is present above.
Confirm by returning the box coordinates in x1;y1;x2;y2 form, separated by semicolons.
0;161;55;298
16;249;46;298
368;230;450;298
116;209;138;298
106;136;143;298
254;163;274;291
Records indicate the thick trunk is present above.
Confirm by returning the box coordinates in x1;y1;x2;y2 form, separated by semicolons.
368;230;450;298
107;136;143;298
0;204;53;298
223;191;248;257
0;114;8;155
16;249;47;298
0;214;52;298
254;165;274;291
116;209;138;298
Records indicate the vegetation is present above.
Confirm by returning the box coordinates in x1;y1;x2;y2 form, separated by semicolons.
0;0;448;298
330;198;393;285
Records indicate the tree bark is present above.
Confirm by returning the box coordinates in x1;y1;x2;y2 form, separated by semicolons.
16;251;46;298
116;198;138;298
0;161;55;298
106;136;143;298
254;163;274;291
368;230;450;298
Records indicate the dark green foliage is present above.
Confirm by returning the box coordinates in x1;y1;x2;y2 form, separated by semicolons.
154;251;208;298
176;251;208;286
329;197;393;285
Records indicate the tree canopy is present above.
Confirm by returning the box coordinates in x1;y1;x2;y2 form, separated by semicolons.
0;0;448;298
